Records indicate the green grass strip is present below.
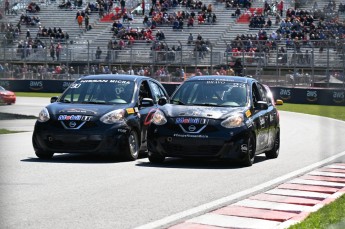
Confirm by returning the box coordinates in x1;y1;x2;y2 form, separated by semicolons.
16;92;60;98
288;195;345;229
0;129;24;134
277;103;345;122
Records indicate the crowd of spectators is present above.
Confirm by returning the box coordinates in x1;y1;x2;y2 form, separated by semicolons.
58;0;84;9
19;13;41;26
26;2;41;13
1;22;20;44
224;0;252;9
35;26;70;43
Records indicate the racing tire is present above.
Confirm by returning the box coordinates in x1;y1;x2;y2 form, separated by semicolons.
265;130;280;159
148;153;165;164
35;150;54;159
123;130;139;161
241;134;256;167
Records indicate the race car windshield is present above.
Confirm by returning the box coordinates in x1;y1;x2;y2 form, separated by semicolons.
59;79;135;105
171;80;247;107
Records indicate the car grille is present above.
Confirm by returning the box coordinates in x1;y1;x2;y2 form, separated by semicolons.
46;139;100;150
162;140;222;156
166;123;219;133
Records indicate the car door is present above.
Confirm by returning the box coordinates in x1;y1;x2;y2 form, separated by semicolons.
137;79;168;149
251;82;270;152
262;85;279;150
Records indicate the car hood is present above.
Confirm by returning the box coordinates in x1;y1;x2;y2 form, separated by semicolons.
46;103;130;118
161;104;247;119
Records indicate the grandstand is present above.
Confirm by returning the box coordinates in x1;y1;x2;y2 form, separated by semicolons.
0;0;344;86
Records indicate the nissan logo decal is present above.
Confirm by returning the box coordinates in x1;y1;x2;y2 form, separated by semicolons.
69;121;77;128
188;125;196;132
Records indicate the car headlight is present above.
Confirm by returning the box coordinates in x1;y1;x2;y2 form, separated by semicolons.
221;113;244;128
37;108;50;122
100;109;125;124
152;109;167;125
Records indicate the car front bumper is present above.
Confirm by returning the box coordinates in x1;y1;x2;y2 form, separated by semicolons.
33;123;130;155
148;124;251;160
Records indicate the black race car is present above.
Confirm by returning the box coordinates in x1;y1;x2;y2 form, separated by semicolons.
147;76;282;166
32;74;169;160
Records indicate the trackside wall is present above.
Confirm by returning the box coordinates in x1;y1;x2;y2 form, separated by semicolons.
1;80;344;106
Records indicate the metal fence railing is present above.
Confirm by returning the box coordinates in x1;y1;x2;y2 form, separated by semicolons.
0;38;345;88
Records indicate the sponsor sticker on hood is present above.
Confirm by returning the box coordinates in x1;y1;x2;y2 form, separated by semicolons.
58;115;92;121
175;117;208;124
58;108;97;114
126;108;135;114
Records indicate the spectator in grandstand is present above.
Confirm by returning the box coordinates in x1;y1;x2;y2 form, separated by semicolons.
187;33;194;45
85;14;90;30
59;0;72;9
235;7;241;17
5;0;10;15
143;15;149;26
219;67;227;75
56;42;62;61
120;0;126;13
227;67;235;76
277;0;283;16
304;50;311;65
196;33;203;41
50;43;55;60
77;12;83;28
198;13;205;24
95;46;102;59
195;68;202;76
76;0;83;7
233;59;243;76
187;16;194;27
265;17;272;28
156;30;165;40
26;2;41;13
277;46;287;64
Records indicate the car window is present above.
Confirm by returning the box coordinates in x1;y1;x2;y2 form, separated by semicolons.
262;85;273;105
171;80;247;107
256;83;268;103
252;83;261;104
60;79;134;104
148;81;167;102
139;80;153;101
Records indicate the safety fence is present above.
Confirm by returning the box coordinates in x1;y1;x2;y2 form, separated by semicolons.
1;39;345;88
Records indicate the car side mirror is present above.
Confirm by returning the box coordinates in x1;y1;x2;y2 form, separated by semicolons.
50;96;59;103
275;99;284;106
140;98;154;107
255;101;268;110
158;97;167;106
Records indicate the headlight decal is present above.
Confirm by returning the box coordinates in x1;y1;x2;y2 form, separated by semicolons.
100;109;126;124
152;109;167;125
220;113;245;128
37;108;50;122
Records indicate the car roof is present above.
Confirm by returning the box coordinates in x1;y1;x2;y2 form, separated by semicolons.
187;75;256;84
79;74;151;82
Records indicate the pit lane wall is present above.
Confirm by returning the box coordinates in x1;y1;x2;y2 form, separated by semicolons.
1;80;345;106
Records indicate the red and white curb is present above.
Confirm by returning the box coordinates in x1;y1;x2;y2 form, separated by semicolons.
169;163;345;229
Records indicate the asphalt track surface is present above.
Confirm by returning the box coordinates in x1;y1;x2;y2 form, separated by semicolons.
1;97;345;229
